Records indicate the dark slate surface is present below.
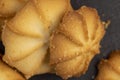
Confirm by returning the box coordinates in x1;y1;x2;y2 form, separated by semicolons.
1;0;120;80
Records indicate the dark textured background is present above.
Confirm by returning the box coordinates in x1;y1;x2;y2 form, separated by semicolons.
0;0;120;80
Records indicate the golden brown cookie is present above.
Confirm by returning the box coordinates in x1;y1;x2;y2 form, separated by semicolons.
50;6;105;79
96;51;120;80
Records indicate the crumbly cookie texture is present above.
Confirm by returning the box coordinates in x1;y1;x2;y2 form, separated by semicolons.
0;0;29;39
2;0;72;79
96;51;120;80
0;55;25;80
0;0;29;17
50;6;105;79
